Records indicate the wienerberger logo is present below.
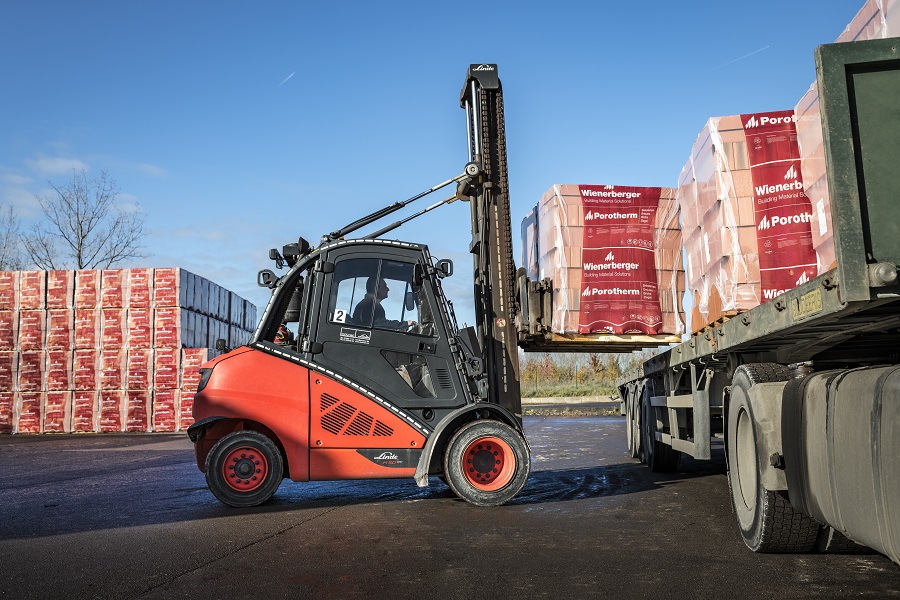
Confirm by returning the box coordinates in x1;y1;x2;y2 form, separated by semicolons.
796;271;810;286
784;165;797;180
755;180;804;196
585;210;639;221
583;252;640;272
744;114;798;129
581;188;642;199
581;286;641;297
604;184;614;190
758;212;813;231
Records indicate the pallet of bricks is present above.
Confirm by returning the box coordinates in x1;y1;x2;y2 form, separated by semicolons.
0;268;257;434
794;0;899;273
678;109;821;334
522;184;686;336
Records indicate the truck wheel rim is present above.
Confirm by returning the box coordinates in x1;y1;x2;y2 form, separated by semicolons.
462;436;515;491
223;446;268;492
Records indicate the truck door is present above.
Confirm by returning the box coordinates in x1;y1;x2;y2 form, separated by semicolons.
309;247;466;410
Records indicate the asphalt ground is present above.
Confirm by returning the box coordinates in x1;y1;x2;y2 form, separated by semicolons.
1;416;898;599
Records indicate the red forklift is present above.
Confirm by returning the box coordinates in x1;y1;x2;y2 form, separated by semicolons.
187;65;530;507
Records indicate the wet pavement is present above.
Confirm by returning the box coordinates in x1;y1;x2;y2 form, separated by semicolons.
1;416;898;599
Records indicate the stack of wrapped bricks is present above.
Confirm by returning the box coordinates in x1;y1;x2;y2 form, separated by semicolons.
0;268;257;434
679;111;819;333
527;184;686;335
794;0;898;274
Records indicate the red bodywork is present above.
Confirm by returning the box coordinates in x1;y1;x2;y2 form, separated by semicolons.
192;347;426;481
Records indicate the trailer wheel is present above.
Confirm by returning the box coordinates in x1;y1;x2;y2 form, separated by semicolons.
443;420;530;506
205;430;284;508
639;387;680;472
727;364;818;552
626;390;639;459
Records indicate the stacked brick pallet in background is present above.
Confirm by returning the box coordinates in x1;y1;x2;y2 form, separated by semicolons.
523;184;685;335
0;268;257;434
794;0;898;276
678;111;819;333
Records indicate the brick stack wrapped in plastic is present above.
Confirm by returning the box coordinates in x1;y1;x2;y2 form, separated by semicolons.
794;0;899;275
522;184;685;335
678;112;819;333
0;268;257;434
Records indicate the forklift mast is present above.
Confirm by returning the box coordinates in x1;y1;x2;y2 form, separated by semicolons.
460;64;522;421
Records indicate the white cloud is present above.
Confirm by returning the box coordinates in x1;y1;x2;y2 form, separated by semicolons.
0;173;33;187
25;155;89;177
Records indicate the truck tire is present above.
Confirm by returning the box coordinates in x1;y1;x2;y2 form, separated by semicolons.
626;390;639;459
205;430;284;508
443;420;530;506
727;364;819;552
639;387;680;472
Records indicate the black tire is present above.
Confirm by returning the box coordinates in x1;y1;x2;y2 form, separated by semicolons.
205;430;284;508
626;390;639;459
443;420;530;506
639;386;680;472
727;364;819;552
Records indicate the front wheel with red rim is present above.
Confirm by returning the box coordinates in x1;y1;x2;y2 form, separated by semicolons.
444;420;530;506
205;430;284;507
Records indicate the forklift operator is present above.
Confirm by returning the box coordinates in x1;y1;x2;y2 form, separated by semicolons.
353;276;416;331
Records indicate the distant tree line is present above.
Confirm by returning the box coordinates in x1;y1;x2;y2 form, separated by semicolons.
0;169;148;271
519;351;654;398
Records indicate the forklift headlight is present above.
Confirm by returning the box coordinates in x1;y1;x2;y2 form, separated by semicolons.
197;368;213;393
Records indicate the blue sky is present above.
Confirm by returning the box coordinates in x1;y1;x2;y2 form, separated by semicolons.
0;1;866;322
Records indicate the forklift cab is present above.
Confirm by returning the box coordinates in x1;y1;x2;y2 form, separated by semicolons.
254;240;470;418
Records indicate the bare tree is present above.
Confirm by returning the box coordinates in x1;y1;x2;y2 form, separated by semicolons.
23;169;149;269
0;204;26;270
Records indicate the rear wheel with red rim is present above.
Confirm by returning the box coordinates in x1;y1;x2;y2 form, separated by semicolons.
205;430;284;507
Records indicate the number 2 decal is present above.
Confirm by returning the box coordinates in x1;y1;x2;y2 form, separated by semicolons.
333;309;347;323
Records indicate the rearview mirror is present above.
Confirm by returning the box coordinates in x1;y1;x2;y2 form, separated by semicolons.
435;259;453;279
258;269;279;288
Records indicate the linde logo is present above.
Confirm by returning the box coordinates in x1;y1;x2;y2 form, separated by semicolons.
473;64;495;71
755;180;804;196
581;188;642;199
744;114;798;128
784;165;797;180
757;212;813;231
585;210;639;221
581;286;641;296
374;452;400;460
583;252;640;271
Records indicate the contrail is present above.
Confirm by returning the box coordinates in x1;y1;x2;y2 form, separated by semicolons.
277;72;296;88
717;45;771;68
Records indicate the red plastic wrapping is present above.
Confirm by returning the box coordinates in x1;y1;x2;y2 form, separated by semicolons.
100;308;125;347
46;310;74;350
125;390;149;432
18;310;45;351
73;350;98;391
0;311;17;351
152;389;180;432
16;392;43;433
17;351;44;392
46;270;74;309
74;270;100;309
0;352;16;392
98;390;123;432
72;390;97;432
45;350;72;391
126;348;154;390
128;268;153;309
74;309;100;349
127;308;153;349
154;346;180;389
100;269;125;309
43;391;72;433
0;271;19;311
18;271;46;311
99;349;125;390
0;392;13;433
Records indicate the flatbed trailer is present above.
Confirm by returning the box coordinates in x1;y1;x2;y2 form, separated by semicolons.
614;39;900;564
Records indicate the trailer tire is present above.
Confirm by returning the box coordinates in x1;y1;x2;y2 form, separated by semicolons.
205;430;284;508
640;387;680;472
727;364;818;552
626;391;639;459
443;420;530;506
